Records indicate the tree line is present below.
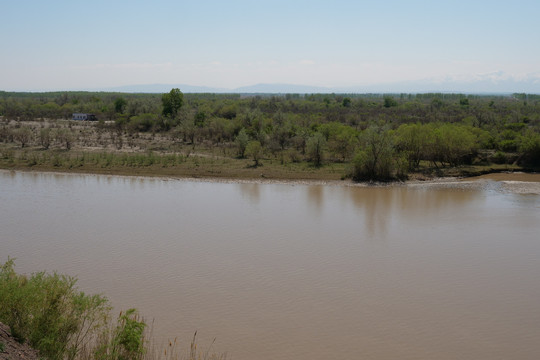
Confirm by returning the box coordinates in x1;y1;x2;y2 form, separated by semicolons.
1;89;539;180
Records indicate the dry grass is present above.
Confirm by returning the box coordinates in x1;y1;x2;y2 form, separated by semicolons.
144;332;226;360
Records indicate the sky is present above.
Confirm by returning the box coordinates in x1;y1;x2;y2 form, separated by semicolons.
2;0;540;92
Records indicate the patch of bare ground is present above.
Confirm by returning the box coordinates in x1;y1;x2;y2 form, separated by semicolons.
0;323;39;360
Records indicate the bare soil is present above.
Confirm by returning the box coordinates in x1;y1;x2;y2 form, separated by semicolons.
0;323;39;360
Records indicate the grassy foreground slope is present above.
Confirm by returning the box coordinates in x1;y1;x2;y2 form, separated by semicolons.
0;258;225;360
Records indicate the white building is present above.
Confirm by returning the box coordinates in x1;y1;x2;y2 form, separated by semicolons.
72;113;97;121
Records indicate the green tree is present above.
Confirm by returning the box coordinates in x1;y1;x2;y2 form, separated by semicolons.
518;130;540;166
307;132;326;166
235;128;249;158
395;123;433;170
434;124;476;166
245;140;263;166
114;97;127;114
161;88;184;119
194;111;207;128
352;126;400;181
271;121;293;151
383;96;398;108
320;123;358;161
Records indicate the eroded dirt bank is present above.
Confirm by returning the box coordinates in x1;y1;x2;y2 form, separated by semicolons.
0;323;39;360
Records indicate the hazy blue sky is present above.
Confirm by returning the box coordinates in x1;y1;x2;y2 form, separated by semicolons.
2;0;539;91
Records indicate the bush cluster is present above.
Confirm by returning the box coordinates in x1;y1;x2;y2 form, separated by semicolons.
0;258;146;360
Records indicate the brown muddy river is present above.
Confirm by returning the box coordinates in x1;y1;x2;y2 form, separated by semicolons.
1;170;540;360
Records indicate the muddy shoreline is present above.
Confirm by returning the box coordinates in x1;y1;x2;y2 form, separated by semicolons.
2;168;539;194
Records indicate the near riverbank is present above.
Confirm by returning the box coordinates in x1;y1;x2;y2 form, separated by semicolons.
0;143;533;185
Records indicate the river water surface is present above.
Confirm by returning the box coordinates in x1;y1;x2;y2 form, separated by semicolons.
1;170;540;360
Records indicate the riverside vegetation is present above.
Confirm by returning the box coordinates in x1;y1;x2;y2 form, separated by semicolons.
0;90;539;181
0;258;226;360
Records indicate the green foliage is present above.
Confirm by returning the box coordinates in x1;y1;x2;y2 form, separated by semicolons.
395;123;433;170
114;98;127;114
1;91;539;181
319;123;358;161
352;126;398;181
128;113;158;132
217;104;237;120
351;150;369;180
235;128;249;158
0;258;227;360
194;111;207;128
245;140;263;166
383;96;398;108
161;88;184;119
518;131;540;166
499;139;518;152
94;309;146;360
434;124;477;166
0;258;110;360
492;151;507;164
306;132;326;166
430;97;444;110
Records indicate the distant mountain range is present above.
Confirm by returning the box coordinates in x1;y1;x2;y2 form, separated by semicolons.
105;83;332;94
103;72;540;94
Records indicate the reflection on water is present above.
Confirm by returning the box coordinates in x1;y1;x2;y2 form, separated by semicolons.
1;171;540;360
239;182;261;203
306;185;324;213
237;181;480;240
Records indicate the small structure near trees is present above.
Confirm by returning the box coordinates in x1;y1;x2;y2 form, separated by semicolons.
72;113;97;121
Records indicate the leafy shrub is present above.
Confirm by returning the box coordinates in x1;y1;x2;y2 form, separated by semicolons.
94;309;146;360
491;151;507;164
128;114;158;132
306;132;326;166
0;258;110;359
351;126;403;181
234;128;249;158
245;140;263;166
499;139;517;152
518;131;540;166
